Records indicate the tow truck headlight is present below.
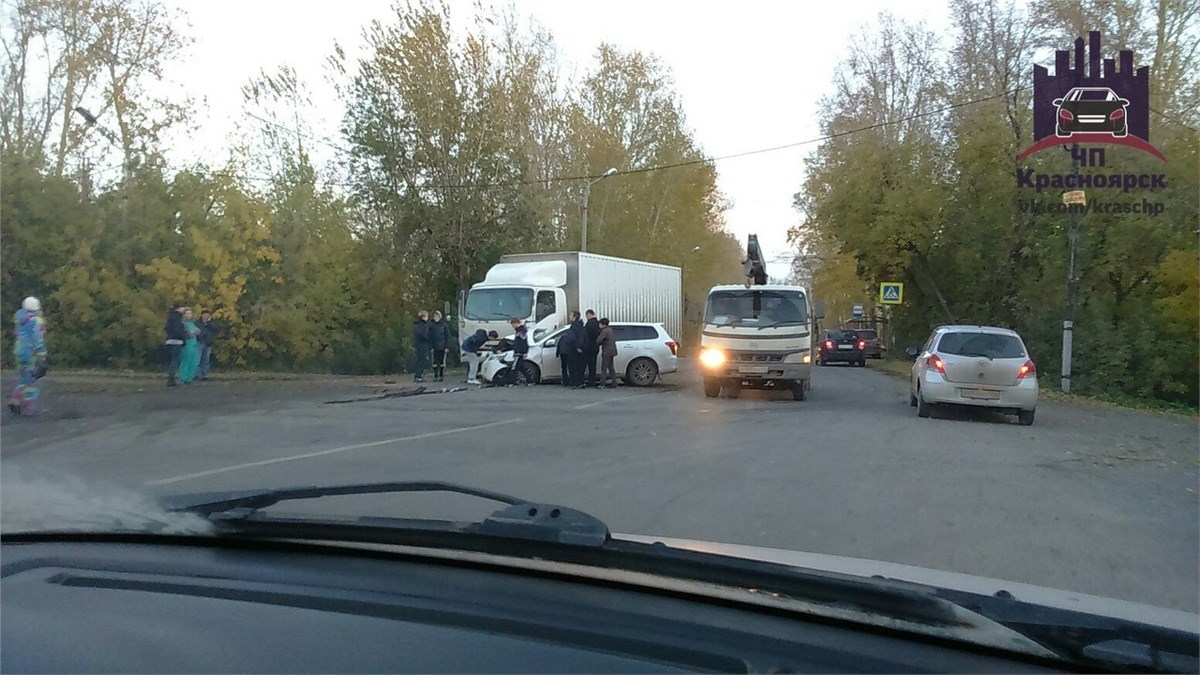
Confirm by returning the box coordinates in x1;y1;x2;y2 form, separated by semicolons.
699;348;726;369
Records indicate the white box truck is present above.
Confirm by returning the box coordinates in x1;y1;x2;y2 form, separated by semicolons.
459;252;682;344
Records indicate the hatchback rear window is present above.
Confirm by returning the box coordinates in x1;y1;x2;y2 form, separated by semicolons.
937;332;1026;359
826;330;858;339
856;330;877;339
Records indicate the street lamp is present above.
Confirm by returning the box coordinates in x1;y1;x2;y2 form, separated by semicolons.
581;167;618;252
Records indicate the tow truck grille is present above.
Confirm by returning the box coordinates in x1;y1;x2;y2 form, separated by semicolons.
733;353;786;363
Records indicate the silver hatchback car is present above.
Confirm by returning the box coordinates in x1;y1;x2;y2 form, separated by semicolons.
907;326;1038;425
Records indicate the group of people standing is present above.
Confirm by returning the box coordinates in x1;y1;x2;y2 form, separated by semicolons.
409;310;454;382
9;296;48;416
164;302;219;387
555;310;619;389
407;307;617;388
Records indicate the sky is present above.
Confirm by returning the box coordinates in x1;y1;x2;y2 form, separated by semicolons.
167;0;954;280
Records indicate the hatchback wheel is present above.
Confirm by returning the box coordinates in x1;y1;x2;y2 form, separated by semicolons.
1018;409;1035;426
625;357;659;387
917;388;932;418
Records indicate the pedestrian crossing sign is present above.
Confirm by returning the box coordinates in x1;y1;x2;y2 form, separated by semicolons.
879;282;904;304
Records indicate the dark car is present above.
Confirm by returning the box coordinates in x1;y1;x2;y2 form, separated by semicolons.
1054;87;1128;137
852;328;883;359
817;329;866;366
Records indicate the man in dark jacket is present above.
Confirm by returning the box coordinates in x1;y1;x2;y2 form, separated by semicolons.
461;328;489;384
164;302;188;387
566;311;587;388
555;313;579;387
412;310;431;382
506;319;530;386
428;310;451;382
196;309;218;381
582;309;601;387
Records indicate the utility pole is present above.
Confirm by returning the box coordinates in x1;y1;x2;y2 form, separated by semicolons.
1061;153;1084;393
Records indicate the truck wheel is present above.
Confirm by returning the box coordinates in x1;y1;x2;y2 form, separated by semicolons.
726;384;741;399
791;381;807;401
518;361;540;385
703;378;721;398
625;358;659;387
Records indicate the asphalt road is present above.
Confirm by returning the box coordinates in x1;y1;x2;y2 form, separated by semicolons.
3;363;1197;612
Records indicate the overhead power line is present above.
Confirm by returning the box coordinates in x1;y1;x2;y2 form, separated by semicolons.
226;82;1043;191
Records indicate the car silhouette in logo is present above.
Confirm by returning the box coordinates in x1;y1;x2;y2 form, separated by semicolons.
1053;87;1129;137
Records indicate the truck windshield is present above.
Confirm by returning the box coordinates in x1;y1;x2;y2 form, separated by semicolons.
704;290;808;327
464;288;533;321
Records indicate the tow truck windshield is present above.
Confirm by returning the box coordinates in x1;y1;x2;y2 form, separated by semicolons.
705;289;808;328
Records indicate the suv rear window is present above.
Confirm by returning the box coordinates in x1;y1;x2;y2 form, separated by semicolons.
937;332;1026;359
612;325;658;341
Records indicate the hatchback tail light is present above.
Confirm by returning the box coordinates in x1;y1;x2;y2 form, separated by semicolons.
824;340;834;350
1018;360;1036;379
926;354;946;374
665;341;678;356
1110;108;1124;120
857;340;866;350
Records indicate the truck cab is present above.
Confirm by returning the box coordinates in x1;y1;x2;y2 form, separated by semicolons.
460;261;567;343
698;236;821;401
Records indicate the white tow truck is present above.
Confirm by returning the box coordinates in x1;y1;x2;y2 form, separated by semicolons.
697;235;824;401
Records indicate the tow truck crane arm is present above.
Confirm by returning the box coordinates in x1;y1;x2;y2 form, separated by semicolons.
742;234;768;286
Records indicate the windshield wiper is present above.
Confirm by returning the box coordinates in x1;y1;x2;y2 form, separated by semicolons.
757;320;808;330
958;351;994;360
158;479;1097;660
932;588;1199;673
162;481;610;547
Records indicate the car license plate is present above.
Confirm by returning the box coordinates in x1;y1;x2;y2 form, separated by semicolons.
739;365;769;374
961;388;1000;400
837;344;853;350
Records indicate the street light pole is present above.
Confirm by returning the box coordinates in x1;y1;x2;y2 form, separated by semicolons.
74;107;134;270
581;167;618;252
1061;158;1083;393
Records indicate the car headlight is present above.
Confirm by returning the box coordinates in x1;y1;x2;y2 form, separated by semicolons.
699;348;726;368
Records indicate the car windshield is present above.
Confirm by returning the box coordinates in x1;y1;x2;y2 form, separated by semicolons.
937;332;1026;359
464;288;533;321
705;290;808;327
1;0;1196;648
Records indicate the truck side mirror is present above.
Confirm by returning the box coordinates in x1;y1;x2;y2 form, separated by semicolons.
905;346;919;359
813;300;826;320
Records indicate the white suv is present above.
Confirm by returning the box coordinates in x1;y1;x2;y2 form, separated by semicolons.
907;325;1038;425
522;322;678;387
